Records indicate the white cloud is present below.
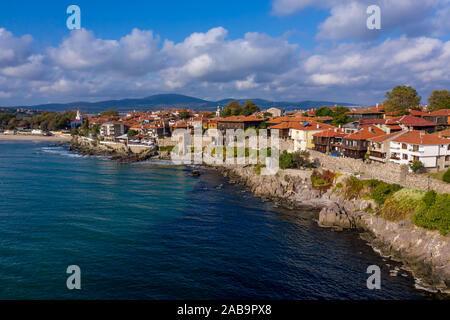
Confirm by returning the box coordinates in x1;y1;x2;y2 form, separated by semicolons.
0;27;449;105
272;0;448;40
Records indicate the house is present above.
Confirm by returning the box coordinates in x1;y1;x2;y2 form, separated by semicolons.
217;116;264;132
70;110;83;129
342;121;360;134
389;131;450;170
433;128;450;139
264;107;283;118
347;105;384;121
367;131;408;162
390;115;438;133
341;125;385;159
423;109;450;127
202;119;218;130
312;128;346;156
100;122;127;139
268;122;296;139
289;121;335;151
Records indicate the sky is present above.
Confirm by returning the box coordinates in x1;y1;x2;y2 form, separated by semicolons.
0;0;449;106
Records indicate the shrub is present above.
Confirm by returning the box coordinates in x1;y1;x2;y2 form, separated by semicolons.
279;150;294;169
422;190;437;207
443;168;450;183
410;160;425;173
342;176;365;200
380;189;425;221
311;170;335;191
370;182;403;205
413;193;450;235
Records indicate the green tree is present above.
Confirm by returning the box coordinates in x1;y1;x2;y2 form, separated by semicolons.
100;110;119;116
221;100;243;117
443;168;450;183
383;85;421;113
279;150;294;169
332;113;353;126
179;109;191;119
428;90;450;111
241;100;260;116
332;106;350;115
410;160;425;173
127;129;138;137
315;107;333;117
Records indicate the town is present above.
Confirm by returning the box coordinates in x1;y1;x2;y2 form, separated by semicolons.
2;86;449;178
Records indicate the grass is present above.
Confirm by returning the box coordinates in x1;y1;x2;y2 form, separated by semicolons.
413;193;450;235
380;189;425;222
428;171;445;181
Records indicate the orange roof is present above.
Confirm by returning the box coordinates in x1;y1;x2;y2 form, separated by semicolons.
344;125;385;140
348;105;384;114
313;128;345;137
433;128;450;138
410;110;429;117
428;109;450;116
393;131;450;145
288;121;335;131
218;115;263;122
367;130;408;143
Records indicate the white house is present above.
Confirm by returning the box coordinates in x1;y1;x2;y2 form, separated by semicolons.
389;131;450;170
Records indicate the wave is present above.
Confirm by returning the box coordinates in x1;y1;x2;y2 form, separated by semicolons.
40;146;107;159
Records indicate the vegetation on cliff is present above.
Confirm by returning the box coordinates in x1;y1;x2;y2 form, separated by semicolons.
335;176;449;235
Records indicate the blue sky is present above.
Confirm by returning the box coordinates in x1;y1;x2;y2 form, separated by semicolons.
0;0;449;106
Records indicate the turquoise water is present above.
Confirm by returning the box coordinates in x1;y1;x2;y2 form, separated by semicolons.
0;141;427;299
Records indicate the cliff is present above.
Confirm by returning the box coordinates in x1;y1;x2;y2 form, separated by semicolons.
213;164;450;294
69;136;158;163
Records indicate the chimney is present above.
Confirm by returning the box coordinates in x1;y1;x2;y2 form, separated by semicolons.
316;124;319;129
386;127;391;134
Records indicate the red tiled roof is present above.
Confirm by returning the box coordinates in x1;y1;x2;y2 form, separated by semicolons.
410;110;429;117
367;130;408;143
428;109;450;116
393;131;450;145
344;125;385;140
313;128;345;137
392;115;437;127
218;116;263;122
288;121;335;131
359;119;386;125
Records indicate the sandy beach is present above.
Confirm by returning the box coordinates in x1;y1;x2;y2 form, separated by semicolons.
0;134;72;142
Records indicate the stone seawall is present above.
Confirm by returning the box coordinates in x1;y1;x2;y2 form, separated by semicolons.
70;136;157;162
213;164;449;294
309;150;450;194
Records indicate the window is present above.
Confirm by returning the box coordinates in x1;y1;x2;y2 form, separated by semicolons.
402;143;407;149
402;154;408;160
412;145;419;152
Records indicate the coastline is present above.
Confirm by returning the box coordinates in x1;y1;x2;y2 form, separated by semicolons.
0;134;72;142
210;164;450;295
67;136;450;295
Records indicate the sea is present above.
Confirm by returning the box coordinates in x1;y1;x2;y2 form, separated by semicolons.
0;140;431;299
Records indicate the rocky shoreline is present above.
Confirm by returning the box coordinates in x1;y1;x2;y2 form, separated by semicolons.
69;136;158;163
67;136;450;295
211;164;450;295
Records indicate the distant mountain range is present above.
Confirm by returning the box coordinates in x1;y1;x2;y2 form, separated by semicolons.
7;94;356;113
